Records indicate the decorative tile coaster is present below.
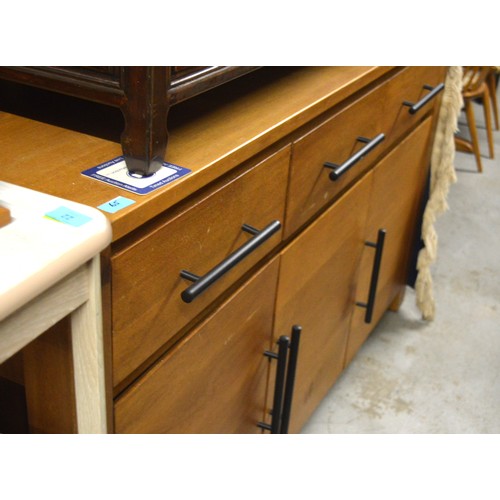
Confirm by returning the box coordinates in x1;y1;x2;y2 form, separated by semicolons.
82;156;192;195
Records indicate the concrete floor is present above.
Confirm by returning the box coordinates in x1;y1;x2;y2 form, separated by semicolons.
301;90;500;434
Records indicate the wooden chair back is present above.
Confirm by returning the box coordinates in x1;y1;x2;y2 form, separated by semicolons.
462;67;491;94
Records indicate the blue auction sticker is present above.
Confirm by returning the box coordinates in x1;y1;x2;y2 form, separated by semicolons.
81;156;192;195
98;196;136;214
45;206;92;227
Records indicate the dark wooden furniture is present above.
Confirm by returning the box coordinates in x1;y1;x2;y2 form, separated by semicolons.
0;66;447;433
0;66;259;175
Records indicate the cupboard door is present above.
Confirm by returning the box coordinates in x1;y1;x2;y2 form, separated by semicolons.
273;171;373;433
114;257;280;434
346;117;434;366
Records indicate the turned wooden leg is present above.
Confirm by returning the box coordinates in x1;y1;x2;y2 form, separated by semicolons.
482;86;495;159
464;99;483;173
487;71;499;130
120;67;170;176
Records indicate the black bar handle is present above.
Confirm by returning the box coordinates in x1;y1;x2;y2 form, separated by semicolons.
324;133;385;181
356;229;386;324
258;335;290;434
180;220;281;303
403;83;445;115
280;325;302;434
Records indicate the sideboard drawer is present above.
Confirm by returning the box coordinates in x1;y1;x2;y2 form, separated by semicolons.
381;66;447;147
285;77;388;237
112;146;290;387
114;256;280;433
284;67;446;238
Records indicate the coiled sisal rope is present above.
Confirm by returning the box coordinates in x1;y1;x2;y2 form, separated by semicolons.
415;66;463;320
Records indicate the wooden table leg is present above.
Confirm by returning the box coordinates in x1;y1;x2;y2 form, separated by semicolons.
70;255;108;433
20;258;108;434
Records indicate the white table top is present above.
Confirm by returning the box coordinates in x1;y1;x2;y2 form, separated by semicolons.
0;181;112;321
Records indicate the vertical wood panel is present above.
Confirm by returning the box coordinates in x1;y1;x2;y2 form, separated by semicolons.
274;172;373;432
0;376;29;433
23;317;77;433
346;118;434;366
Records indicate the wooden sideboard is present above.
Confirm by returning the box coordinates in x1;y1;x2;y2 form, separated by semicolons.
0;66;446;433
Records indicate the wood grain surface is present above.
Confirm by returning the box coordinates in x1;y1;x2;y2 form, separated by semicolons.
346;117;434;366
111;147;290;388
0;205;10;228
0;67;391;241
115;257;280;434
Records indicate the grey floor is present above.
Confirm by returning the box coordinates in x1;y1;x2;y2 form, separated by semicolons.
301;91;500;434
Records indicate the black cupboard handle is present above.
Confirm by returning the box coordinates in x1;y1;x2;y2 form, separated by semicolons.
258;325;302;434
324;133;385;181
180;220;281;303
280;325;302;434
356;229;386;324
403;83;445;115
258;335;290;434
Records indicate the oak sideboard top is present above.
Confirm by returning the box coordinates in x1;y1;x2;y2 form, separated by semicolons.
0;66;393;241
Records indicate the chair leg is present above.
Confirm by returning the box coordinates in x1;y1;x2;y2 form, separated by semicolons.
482;86;495;159
464;98;483;173
487;71;499;130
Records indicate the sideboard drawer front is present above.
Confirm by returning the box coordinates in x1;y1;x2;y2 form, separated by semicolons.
112;147;290;387
285;81;387;237
381;66;447;146
115;257;280;434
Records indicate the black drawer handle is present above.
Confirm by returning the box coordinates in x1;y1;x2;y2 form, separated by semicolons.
356;229;386;324
258;325;302;434
324;133;385;181
180;220;281;303
403;83;445;115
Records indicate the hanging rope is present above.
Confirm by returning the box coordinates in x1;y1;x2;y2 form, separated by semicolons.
415;66;463;320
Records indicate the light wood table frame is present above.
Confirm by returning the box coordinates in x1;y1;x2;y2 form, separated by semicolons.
0;182;112;433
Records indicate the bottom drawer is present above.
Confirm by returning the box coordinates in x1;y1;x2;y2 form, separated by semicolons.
114;257;281;434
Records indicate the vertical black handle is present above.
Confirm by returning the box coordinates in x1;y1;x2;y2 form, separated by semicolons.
258;335;290;434
280;325;302;434
356;229;386;324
